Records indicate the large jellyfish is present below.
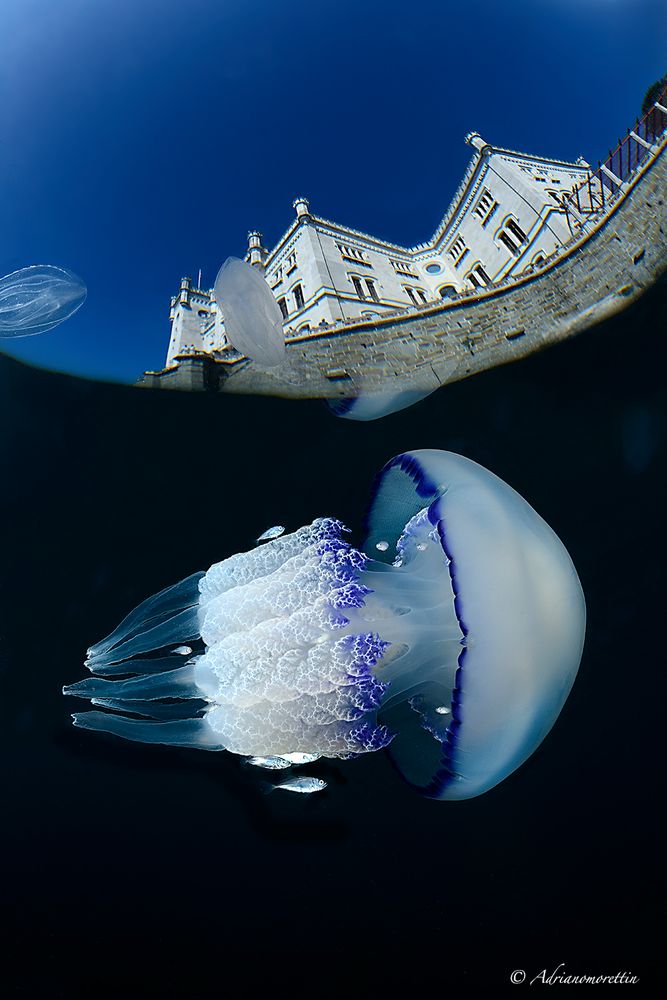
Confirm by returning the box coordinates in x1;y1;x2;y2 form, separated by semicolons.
64;450;586;800
0;265;87;338
214;257;285;367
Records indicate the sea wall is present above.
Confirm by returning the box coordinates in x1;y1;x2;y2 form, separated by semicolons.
142;134;666;398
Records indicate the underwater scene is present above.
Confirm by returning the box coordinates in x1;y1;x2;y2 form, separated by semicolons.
1;0;665;995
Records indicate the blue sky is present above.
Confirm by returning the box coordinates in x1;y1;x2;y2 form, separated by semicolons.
1;0;665;384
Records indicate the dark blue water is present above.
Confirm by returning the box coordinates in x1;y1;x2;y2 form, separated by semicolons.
1;281;664;995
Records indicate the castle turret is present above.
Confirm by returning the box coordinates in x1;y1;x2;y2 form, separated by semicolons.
293;196;311;219
465;132;491;154
179;276;192;305
247;231;265;267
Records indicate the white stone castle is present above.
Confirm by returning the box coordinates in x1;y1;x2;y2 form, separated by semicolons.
164;133;591;368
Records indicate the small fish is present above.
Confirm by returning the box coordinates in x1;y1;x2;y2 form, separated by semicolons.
245;755;293;770
256;525;285;542
172;645;193;656
279;752;321;765
270;777;327;795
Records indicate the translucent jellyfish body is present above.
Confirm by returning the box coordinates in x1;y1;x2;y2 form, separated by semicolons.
0;265;86;338
214;257;285;367
64;451;586;800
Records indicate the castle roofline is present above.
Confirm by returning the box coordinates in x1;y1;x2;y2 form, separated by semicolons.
427;138;591;248
261;137;592;268
487;143;591;171
263;214;416;269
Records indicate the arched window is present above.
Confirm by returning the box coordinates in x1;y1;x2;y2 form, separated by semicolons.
497;218;528;256
351;276;366;300
438;284;457;299
472;263;491;286
506;218;528;244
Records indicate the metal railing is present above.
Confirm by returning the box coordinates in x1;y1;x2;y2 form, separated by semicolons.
564;92;667;221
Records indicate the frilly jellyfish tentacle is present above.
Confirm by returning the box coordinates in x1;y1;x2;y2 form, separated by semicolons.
64;452;586;800
65;519;395;758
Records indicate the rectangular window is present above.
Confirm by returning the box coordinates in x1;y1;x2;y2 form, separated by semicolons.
286;252;297;273
366;279;379;302
404;286;418;305
391;259;416;276
448;235;468;267
467;272;481;289
338;243;368;264
416;288;427;304
473;189;497;224
278;297;288;319
293;285;304;310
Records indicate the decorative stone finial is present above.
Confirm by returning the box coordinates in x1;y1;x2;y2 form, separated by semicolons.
576;156;590;168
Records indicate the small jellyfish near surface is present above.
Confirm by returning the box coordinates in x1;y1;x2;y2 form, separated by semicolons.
64;450;586;800
256;525;286;542
0;265;87;338
214;257;285;367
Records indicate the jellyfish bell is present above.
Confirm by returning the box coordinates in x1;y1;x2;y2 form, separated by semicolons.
64;450;585;800
363;450;586;798
214;256;285;367
0;264;87;338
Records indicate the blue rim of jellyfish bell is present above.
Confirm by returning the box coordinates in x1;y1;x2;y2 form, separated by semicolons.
365;451;467;797
363;448;586;801
362;451;440;559
423;507;469;798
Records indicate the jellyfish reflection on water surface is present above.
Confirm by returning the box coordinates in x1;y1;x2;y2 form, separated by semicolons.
64;450;586;800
